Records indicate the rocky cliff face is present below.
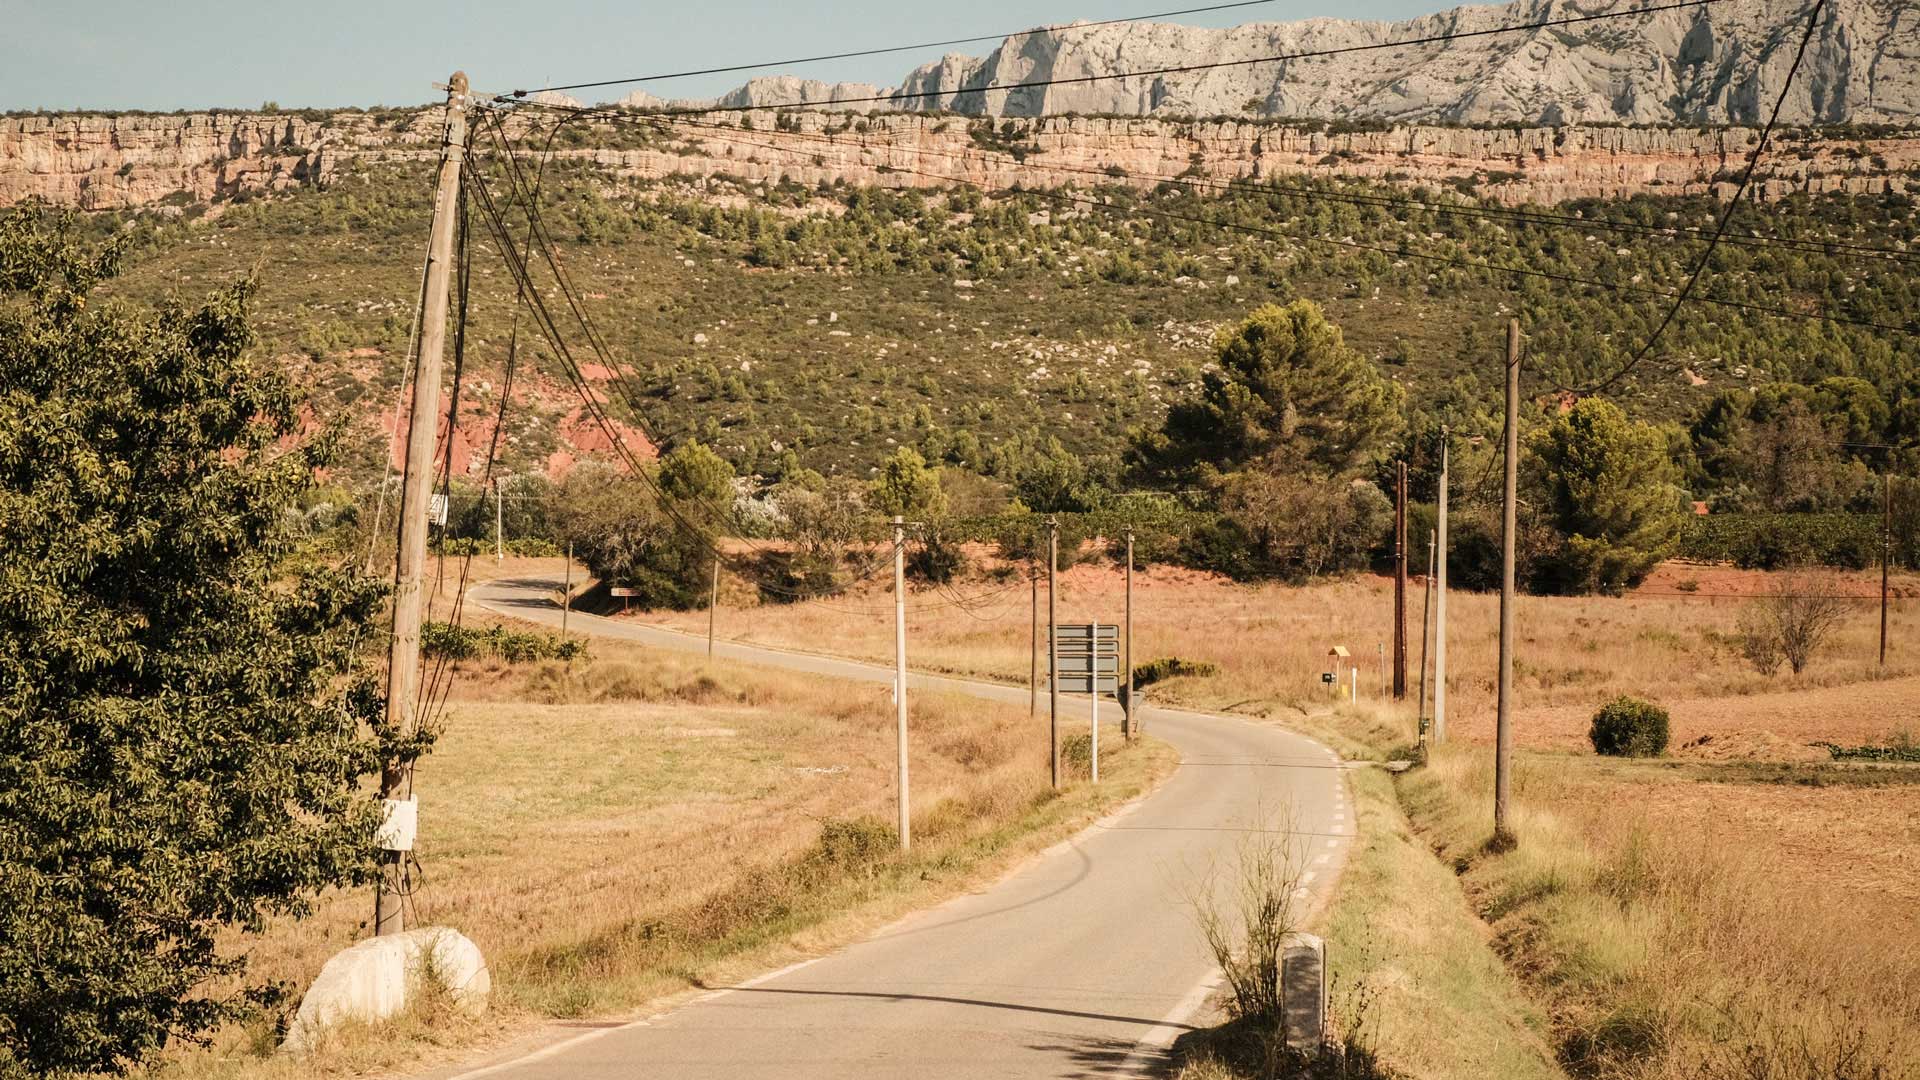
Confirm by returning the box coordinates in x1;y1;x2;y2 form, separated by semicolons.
630;0;1920;126
887;0;1920;125
0;110;441;210
5;108;1911;212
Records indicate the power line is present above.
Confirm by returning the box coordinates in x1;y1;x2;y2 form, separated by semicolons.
630;114;1916;336
1566;0;1833;395
515;0;1724;118
504;0;1288;99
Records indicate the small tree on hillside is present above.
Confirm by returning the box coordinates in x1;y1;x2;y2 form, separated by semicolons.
1527;397;1688;595
869;447;946;521
657;440;736;525
554;461;709;609
1132;300;1402;484
0;206;408;1076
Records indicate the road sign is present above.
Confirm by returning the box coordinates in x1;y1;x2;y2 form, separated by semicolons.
1052;623;1119;695
608;587;640;597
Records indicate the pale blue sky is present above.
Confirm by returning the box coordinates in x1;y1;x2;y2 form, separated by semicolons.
4;0;1451;111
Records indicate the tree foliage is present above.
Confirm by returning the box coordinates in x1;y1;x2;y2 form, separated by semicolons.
1526;398;1688;595
0;206;406;1076
553;461;711;609
1134;300;1402;483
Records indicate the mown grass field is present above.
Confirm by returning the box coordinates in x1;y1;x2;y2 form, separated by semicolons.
142;614;1173;1080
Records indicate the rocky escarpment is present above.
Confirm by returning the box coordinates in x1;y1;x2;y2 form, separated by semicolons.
575;0;1920;126
4;109;1915;212
0;110;442;210
883;0;1920;125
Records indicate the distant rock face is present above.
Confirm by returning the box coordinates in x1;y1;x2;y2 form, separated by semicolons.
3;109;1914;212
700;0;1919;125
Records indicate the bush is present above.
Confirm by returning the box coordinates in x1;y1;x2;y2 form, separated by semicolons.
1678;513;1879;570
1588;697;1670;757
420;621;586;663
1133;656;1220;688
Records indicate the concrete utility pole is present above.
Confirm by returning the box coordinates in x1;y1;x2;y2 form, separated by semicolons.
1434;430;1449;742
376;71;469;938
561;539;572;638
1089;619;1100;785
708;554;720;658
1393;460;1408;699
1124;528;1135;741
893;517;910;851
494;477;504;563
1494;319;1520;847
1417;528;1436;746
1884;473;1893;666
1029;566;1038;718
1047;517;1061;790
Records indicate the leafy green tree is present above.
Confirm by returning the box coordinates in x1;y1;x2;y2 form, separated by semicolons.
658;440;737;526
0;207;406;1076
1133;300;1402;483
554;461;709;609
1527;398;1688;594
869;447;946;521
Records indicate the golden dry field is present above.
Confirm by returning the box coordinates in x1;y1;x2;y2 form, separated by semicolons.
149;600;1172;1080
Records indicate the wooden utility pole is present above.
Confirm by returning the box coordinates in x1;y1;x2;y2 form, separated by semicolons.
708;555;720;657
1047;517;1061;790
1393;460;1408;699
1883;473;1892;666
1494;320;1520;848
1029;565;1038;717
561;539;572;638
376;71;469;938
1434;430;1449;742
892;517;910;851
1417;528;1436;746
494;477;504;563
1124;528;1136;741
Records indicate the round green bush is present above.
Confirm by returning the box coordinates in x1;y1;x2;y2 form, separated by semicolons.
1588;696;1670;757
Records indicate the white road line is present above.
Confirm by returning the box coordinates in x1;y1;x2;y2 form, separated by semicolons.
1113;971;1222;1077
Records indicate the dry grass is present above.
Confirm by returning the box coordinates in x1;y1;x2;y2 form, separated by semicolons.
1396;743;1920;1080
143;631;1174;1080
635;554;1920;755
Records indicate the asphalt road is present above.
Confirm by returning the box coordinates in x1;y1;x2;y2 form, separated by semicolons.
457;575;1353;1079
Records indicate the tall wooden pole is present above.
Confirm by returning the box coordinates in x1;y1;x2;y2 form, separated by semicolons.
561;539;571;638
494;477;504;563
1048;517;1061;790
893;517;910;851
1393;460;1408;699
1124;528;1136;741
375;72;468;938
1883;473;1892;667
1417;528;1436;746
708;554;720;657
1434;431;1450;742
1494;319;1520;847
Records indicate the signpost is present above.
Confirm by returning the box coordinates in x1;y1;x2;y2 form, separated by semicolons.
1052;623;1118;783
609;585;639;612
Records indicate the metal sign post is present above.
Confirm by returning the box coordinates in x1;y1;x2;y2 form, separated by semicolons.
1051;622;1119;783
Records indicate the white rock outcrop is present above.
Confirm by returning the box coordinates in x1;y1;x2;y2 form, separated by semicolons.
282;927;490;1052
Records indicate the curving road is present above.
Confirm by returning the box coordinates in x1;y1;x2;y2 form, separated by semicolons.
454;575;1353;1079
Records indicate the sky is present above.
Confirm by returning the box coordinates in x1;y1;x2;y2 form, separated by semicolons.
3;0;1455;112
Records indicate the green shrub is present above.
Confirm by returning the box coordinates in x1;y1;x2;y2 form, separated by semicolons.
420;621;586;663
1588;696;1670;757
1678;513;1879;570
1132;656;1220;688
